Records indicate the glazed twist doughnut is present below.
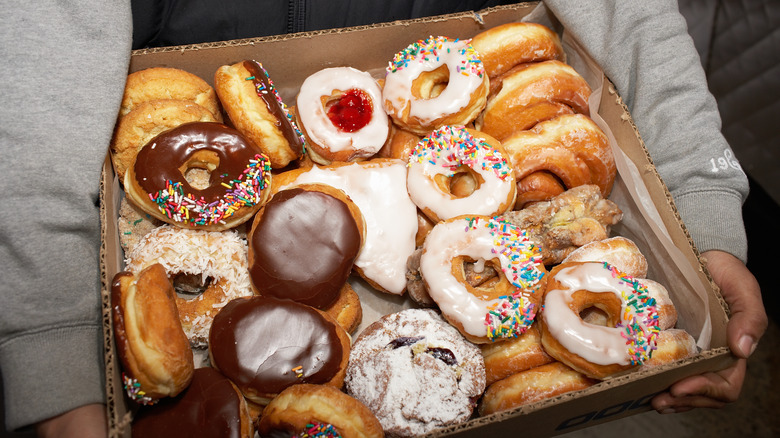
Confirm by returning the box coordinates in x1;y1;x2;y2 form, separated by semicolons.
471;22;565;79
502;113;616;209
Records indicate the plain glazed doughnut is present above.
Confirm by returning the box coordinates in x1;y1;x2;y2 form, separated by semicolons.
131;367;253;438
479;362;595;415
563;236;648;278
111;264;194;405
471;22;565;79
214;60;305;168
479;323;553;386
120;67;222;120
208;296;351;406
124;121;272;231
538;261;662;379
419;215;547;343
258;384;384;438
125;225;253;348
476;60;591;141
406;125;516;223
296;67;390;164
345;309;485;437
383;36;489;135
111;99;219;181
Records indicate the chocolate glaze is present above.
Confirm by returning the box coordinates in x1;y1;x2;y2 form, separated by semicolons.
132;367;244;438
133;121;261;200
209;296;344;395
249;188;361;309
243;60;304;156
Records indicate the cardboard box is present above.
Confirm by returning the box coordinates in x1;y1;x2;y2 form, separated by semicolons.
99;2;735;437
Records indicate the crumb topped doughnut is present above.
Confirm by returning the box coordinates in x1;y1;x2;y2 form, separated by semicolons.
296;67;390;164
120;67;222;120
383;36;489;135
124;121;272;231
215;60;305;168
420;215;547;343
345;309;485;437
406;125;516;223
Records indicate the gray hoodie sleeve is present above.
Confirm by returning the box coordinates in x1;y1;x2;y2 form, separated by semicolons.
545;0;750;262
0;1;131;431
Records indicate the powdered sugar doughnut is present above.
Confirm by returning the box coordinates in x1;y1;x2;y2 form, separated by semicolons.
125;225;253;347
296;67;389;164
383;36;489;135
345;309;485;437
420;215;546;343
407;126;516;223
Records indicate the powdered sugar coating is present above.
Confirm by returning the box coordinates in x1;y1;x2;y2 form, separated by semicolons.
345;309;485;437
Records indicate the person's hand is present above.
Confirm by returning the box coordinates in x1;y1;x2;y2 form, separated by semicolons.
651;250;767;413
36;403;107;438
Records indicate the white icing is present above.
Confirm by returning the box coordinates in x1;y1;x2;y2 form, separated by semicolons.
296;67;389;155
282;160;418;294
383;38;485;125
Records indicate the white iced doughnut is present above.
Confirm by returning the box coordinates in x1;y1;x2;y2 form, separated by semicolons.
407;126;516;224
296;67;389;163
419;215;546;343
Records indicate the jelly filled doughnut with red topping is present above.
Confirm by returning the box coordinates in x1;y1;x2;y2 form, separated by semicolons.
123;121;272;231
208;296;351;405
296;67;390;164
215;60;305;168
383;36;489;136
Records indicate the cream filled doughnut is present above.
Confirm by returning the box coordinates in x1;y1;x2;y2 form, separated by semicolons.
296;67;389;164
383;36;489;135
420;215;547;344
539;261;662;379
125;225;253;347
407;125;516;223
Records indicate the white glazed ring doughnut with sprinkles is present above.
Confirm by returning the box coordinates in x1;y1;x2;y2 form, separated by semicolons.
382;36;489;135
538;261;662;379
407;125;516;223
419;215;547;344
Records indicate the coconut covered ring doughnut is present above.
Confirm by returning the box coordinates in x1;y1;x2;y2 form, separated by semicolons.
296;67;390;164
420;215;547;344
383;36;489;135
471;22;565;79
407;125;516;223
538;261;662;379
258;384;384;438
124;121;272;231
120;67;222;120
248;184;365;310
111;264;194;405
111;99;219;181
345;309;485;437
131;367;254;438
125;225;253;347
208;296;351;405
215;60;305;168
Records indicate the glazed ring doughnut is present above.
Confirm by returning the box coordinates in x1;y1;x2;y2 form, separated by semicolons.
563;236;648;278
383;36;489;135
479;323;554;386
110;99;218;181
538;261;662;379
479;362;595;415
124;121;272;231
471;22;565;79
120;66;222;120
296;67;390;164
111;264;194;405
258;384;384;438
208;296;351;405
407;125;517;223
419;215;547;344
475;60;591;141
124;225;253;348
214;60;305;168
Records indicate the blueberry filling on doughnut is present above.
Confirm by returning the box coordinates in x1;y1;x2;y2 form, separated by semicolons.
425;347;457;366
387;336;425;349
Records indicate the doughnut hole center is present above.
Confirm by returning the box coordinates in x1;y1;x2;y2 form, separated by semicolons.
171;272;213;300
179;150;219;190
454;256;508;301
571;290;622;328
435;166;484;198
413;65;449;100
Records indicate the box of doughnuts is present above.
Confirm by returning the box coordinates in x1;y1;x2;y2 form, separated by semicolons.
99;2;734;437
